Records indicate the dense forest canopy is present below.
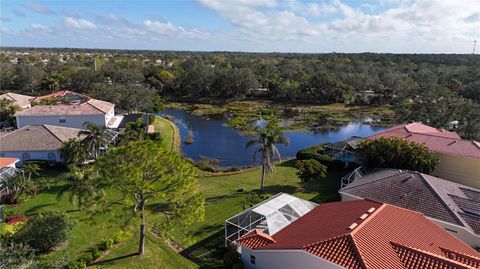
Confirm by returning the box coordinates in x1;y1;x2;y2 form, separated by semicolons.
1;48;479;139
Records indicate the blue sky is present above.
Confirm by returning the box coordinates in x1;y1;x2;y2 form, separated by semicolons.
1;0;479;53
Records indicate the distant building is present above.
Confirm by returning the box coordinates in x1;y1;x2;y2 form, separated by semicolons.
0;125;87;165
235;199;480;269
339;168;480;248
15;90;116;129
0;92;34;109
367;122;480;188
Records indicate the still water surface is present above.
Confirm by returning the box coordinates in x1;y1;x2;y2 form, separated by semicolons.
161;109;387;167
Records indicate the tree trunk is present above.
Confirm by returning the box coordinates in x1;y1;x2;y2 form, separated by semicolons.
138;198;146;256
260;164;266;192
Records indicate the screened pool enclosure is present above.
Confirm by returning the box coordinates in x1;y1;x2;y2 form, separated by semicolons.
225;193;317;247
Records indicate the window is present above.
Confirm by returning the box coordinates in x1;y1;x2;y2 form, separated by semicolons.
250;255;256;265
21;152;31;161
59;118;66;123
47;152;57;163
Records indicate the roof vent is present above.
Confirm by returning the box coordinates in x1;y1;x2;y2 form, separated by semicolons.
367;207;376;213
348;223;358;230
359;213;368;220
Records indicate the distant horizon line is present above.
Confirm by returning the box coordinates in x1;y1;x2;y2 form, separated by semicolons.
1;46;478;55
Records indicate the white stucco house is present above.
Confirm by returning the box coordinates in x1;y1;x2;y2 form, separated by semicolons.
339;168;480;249
0;125;87;165
15;90;116;129
232;198;480;269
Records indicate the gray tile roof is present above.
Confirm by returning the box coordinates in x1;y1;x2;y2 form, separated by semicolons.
0;125;87;152
339;169;480;235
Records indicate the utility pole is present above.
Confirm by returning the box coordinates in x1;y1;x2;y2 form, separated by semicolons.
94;58;97;72
474;40;477;54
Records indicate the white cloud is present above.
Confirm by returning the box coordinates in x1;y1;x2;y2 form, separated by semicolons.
31;24;51;32
22;2;56;15
0;26;10;33
64;17;97;30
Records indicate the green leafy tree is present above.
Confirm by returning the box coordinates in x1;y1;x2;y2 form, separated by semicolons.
246;122;289;191
93;141;204;256
295;159;327;182
22;163;40;181
119;118;148;145
13;211;75;253
0;98;21;127
358;137;439;173
60;139;88;167
57;166;103;211
82;122;106;159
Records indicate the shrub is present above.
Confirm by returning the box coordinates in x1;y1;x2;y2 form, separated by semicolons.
113;230;131;244
296;159;328;182
68;260;86;269
0;222;26;238
0;242;37;269
91;247;101;260
358;137;439;173
99;237;115;251
13;211;75;253
6;215;28;224
296;144;344;170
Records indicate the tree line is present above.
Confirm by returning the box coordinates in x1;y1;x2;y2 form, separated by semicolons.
1;49;479;138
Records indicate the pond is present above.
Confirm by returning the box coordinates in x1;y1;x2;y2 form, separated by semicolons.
161;109;387;167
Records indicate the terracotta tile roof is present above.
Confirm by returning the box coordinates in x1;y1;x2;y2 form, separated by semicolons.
339;169;480;236
237;200;480;269
15;99;114;116
440;248;480;268
367;123;480;160
391;243;478;269
0;125;87;152
30;90;89;103
236;230;276;249
304;235;364;269
0;157;19;168
0;92;33;108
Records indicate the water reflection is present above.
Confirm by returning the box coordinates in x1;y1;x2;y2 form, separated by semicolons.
161;109;386;167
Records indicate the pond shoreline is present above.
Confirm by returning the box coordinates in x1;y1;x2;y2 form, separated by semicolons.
166;99;393;136
161;108;387;168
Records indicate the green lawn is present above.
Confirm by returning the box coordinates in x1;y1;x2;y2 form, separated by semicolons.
6;117;345;268
171;160;343;268
151;115;180;152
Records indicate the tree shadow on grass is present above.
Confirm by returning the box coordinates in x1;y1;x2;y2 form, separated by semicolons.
90;253;138;265
205;192;242;205
25;203;56;215
258;184;298;195
182;230;226;269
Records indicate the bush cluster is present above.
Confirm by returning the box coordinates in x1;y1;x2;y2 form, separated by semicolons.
296;144;344;170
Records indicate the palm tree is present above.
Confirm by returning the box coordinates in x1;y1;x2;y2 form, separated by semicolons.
82;122;106;159
57;166;101;211
246;122;289;191
22;163;40;181
60;139;88;167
